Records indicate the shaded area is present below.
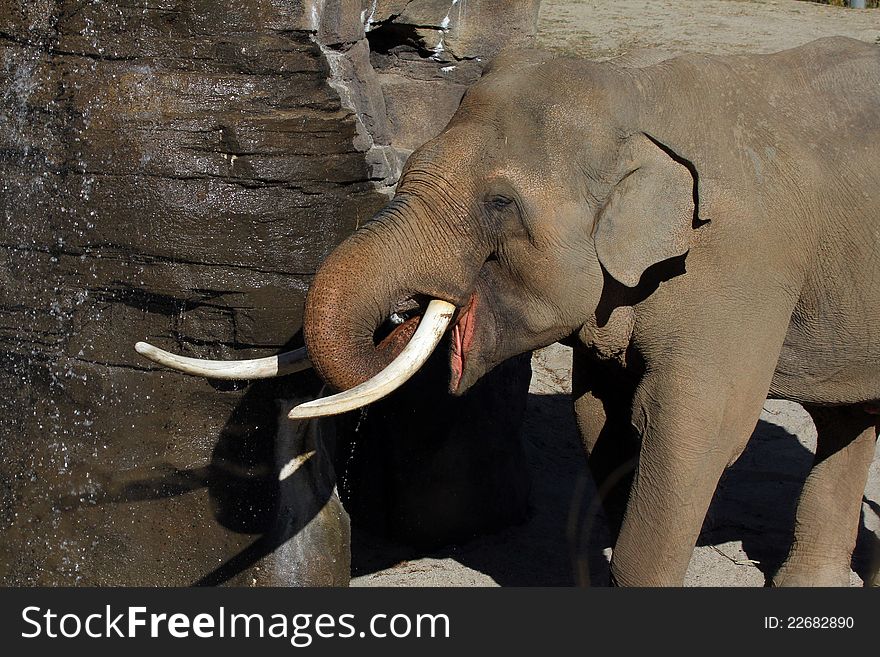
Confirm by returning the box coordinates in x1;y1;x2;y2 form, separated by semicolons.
702;415;879;586
340;343;532;548
42;330;351;587
351;392;592;586
699;419;816;582
193;359;348;587
353;386;880;586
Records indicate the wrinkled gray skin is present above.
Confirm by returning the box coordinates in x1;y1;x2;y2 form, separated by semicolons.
304;37;880;586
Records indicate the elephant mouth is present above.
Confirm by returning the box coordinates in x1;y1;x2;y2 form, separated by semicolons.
373;294;431;356
450;293;477;393
290;298;457;418
372;291;478;395
373;292;477;395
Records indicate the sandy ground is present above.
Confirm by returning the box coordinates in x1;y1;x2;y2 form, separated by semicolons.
352;0;880;587
536;0;880;59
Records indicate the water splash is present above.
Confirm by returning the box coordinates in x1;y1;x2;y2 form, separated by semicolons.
433;0;466;60
1;1;112;583
340;406;369;501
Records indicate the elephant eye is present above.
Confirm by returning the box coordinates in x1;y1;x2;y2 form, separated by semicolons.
487;195;513;210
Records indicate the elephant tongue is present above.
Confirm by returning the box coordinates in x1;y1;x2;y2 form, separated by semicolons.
450;294;476;392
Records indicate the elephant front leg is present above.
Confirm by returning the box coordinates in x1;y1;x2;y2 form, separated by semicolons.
610;369;772;586
772;406;877;587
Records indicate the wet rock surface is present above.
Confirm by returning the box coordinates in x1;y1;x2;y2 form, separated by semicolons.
0;0;378;586
1;0;540;585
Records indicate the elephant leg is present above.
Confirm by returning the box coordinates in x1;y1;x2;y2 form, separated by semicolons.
772;406;877;587
610;340;782;586
572;348;639;540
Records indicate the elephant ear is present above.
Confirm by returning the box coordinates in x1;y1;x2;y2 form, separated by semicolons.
593;133;697;288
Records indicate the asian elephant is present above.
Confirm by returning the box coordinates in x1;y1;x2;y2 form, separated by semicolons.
140;37;880;586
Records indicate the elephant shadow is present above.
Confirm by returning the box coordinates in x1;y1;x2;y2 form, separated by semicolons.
351;391;596;586
191;359;344;587
79;363;878;586
352;394;880;587
699;415;880;586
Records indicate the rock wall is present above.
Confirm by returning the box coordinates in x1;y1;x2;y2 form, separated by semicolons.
368;0;541;154
317;0;542;189
0;0;539;585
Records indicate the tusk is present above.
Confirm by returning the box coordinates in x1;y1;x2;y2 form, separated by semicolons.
279;450;316;481
288;299;456;419
134;341;312;380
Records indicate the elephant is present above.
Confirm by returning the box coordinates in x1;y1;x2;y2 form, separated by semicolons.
139;36;880;586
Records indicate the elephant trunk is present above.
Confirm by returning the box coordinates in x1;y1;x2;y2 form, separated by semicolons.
303;197;481;395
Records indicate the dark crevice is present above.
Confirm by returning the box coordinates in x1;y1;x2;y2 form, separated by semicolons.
643;132;709;229
366;21;438;59
90;285;231;315
0;30;138;62
70;357;155;373
81;169;367;190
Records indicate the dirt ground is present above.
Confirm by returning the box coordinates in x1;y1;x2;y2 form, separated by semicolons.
351;0;880;587
536;0;880;58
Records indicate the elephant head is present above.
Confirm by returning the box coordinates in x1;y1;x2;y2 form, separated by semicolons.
296;54;699;411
